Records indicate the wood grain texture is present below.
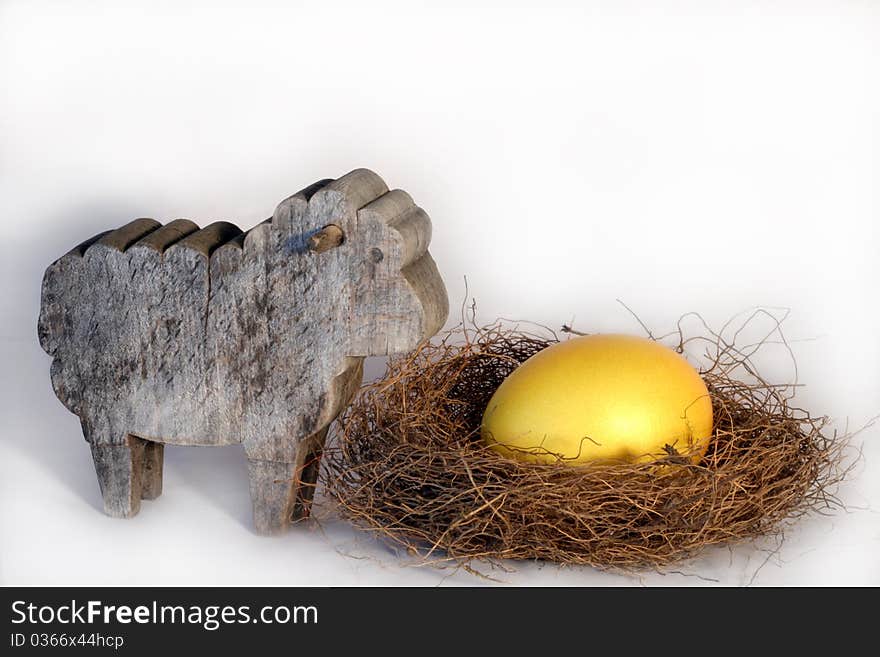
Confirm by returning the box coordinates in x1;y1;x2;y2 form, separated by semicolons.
38;168;449;534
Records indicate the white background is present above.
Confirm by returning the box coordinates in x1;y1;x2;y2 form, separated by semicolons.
1;0;877;586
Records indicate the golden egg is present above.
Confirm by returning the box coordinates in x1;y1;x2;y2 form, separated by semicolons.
480;334;713;464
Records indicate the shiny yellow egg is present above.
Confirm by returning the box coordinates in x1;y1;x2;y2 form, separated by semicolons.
480;334;713;464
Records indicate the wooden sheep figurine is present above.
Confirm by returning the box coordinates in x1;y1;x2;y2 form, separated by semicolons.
38;168;449;534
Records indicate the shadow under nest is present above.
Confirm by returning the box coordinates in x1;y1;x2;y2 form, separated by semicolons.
321;313;849;571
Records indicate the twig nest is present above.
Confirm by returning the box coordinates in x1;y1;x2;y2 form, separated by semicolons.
323;320;848;570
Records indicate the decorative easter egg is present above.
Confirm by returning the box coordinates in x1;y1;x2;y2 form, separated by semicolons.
480;334;713;464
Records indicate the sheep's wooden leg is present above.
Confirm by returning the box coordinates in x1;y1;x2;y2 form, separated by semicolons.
90;435;146;518
246;426;329;535
246;459;297;535
140;441;164;500
291;427;328;522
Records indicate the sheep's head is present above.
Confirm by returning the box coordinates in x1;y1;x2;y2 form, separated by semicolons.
271;169;449;358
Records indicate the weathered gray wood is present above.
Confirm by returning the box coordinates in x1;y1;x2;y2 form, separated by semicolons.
90;436;147;518
38;168;449;534
291;438;324;521
247;459;298;536
247;425;330;535
141;441;164;500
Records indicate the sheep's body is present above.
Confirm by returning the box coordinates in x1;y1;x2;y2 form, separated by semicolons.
38;169;448;533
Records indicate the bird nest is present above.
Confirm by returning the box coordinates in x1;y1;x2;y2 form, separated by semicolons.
322;311;850;571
